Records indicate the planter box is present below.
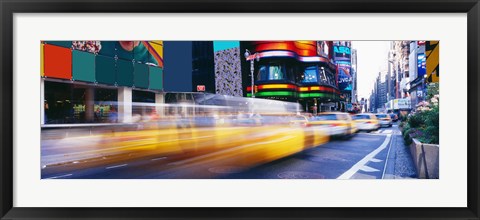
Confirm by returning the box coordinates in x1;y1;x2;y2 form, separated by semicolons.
409;137;439;179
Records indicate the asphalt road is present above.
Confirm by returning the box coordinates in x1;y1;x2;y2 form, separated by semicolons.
42;125;400;179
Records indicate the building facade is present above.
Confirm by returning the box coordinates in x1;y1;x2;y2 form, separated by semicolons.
240;41;340;114
351;48;358;104
408;41;427;108
370;71;388;112
41;41;164;125
391;41;411;99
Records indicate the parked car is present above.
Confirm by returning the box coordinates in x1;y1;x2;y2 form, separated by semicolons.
375;114;393;127
352;113;380;132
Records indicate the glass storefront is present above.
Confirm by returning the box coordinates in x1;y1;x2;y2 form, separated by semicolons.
44;81;118;124
94;88;118;123
132;90;156;118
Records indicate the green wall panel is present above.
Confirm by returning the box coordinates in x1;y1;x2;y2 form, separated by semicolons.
95;55;116;85
116;42;134;61
134;63;149;89
117;59;134;87
44;41;72;48
98;41;117;57
149;66;163;90
72;50;95;83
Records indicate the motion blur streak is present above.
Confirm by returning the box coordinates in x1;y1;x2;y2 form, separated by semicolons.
42;124;328;176
41;103;330;178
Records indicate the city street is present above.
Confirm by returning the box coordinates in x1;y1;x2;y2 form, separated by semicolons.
39;40;437;179
41;123;416;179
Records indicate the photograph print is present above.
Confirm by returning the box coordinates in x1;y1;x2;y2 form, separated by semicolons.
40;40;439;179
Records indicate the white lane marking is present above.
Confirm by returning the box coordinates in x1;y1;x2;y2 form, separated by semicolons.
151;157;167;161
337;134;392;179
360;165;380;172
105;164;128;170
383;130;392;134
361;133;388;136
382;134;396;179
45;174;73;179
370;158;383;163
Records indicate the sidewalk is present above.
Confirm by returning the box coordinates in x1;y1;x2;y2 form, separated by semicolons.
383;125;418;179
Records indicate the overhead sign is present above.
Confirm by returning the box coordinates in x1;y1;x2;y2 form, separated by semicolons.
334;46;351;55
197;85;205;92
398;98;411;109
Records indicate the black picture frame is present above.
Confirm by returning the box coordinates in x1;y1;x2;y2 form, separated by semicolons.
1;0;479;219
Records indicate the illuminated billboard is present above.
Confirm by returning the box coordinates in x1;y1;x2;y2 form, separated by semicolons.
332;41;352;92
42;41;163;90
333;45;352;61
417;53;426;78
337;62;352;91
71;41;163;67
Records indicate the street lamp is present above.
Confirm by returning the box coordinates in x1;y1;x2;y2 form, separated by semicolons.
244;49;259;98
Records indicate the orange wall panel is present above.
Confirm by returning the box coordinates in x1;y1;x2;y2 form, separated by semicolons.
44;44;72;80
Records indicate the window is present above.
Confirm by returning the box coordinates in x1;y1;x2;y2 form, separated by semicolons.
319;67;328;84
301;66;318;83
257;64;287;81
353;115;370;120
257;65;267;81
268;65;285;80
376;114;388;118
315;114;337;121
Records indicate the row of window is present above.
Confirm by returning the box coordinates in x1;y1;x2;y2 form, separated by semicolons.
255;62;337;87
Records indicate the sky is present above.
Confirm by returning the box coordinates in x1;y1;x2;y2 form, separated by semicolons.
351;41;391;101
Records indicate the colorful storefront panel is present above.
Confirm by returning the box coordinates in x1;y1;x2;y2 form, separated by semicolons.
72;41;163;68
95;55;116;85
142;41;164;67
72;50;95;83
96;41;117;57
44;41;72;48
134;63;149;89
43;44;72;80
116;59;134;87
148;66;163;90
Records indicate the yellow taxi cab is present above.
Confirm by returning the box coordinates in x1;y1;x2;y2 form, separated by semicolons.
352;113;380;132
309;112;357;138
289;114;310;127
375;113;393;127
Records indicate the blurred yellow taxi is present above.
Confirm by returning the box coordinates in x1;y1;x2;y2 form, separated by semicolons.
309;112;357;138
289;115;310;127
375;113;393;127
352;113;380;132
